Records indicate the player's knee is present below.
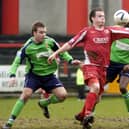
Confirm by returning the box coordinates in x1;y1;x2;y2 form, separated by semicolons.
90;84;100;94
20;91;32;101
53;87;68;101
120;87;127;94
57;92;68;101
123;65;129;72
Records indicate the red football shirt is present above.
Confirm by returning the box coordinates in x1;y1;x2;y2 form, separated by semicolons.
68;26;129;67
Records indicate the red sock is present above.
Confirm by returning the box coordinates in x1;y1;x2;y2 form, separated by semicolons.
78;103;86;117
43;92;50;98
84;92;97;116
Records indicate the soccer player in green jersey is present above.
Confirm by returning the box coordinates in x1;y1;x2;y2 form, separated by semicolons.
2;21;80;129
106;10;129;112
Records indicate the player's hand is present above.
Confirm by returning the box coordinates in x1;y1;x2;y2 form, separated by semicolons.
79;61;84;68
71;60;83;65
8;77;17;87
123;64;129;72
48;53;57;64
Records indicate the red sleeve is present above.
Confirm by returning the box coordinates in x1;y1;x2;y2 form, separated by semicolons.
109;26;129;41
68;27;87;47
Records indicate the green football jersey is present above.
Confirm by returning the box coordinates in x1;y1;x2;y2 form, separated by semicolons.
110;38;129;64
9;36;73;76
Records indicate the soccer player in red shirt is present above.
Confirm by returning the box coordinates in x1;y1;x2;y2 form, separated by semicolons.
48;7;129;129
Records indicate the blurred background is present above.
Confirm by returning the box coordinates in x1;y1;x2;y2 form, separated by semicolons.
0;0;129;96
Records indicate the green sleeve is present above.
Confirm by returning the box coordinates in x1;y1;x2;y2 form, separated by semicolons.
9;39;28;77
46;36;73;63
9;56;21;77
59;51;73;63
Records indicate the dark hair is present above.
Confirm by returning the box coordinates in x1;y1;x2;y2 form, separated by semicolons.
32;21;45;35
124;22;129;27
124;12;129;27
89;7;104;23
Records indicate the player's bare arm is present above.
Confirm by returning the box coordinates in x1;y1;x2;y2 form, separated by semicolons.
48;42;72;64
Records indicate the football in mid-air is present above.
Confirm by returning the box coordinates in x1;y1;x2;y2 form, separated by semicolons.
113;9;129;24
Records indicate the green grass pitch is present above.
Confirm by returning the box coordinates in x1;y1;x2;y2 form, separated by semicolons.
0;96;129;129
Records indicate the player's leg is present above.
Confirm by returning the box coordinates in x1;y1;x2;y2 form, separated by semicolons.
119;74;129;112
75;66;98;120
81;77;99;129
78;65;106;129
75;93;101;124
37;88;50;118
75;77;99;126
38;74;67;117
2;73;39;129
39;87;67;106
2;87;33;129
36;88;50;98
38;87;67;119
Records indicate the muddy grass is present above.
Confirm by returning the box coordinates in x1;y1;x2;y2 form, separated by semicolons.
0;117;129;129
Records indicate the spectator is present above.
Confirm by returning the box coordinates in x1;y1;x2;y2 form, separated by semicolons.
76;67;85;100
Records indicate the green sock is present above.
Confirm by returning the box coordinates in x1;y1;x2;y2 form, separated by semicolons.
7;99;25;125
49;95;61;104
122;92;129;112
39;95;61;107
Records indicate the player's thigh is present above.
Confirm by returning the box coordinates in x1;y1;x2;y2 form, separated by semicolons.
120;76;129;88
52;86;67;98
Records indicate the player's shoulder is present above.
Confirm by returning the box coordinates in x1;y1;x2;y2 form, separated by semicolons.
23;37;33;47
44;36;58;47
82;26;93;31
79;26;93;34
108;26;125;30
44;35;56;43
45;35;54;40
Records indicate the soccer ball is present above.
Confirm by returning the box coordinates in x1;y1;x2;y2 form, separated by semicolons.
113;9;129;24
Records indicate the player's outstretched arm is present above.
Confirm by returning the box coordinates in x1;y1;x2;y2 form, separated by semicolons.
48;42;72;64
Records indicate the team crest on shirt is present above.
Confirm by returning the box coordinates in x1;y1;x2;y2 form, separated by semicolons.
36;51;52;58
93;37;109;43
45;42;49;48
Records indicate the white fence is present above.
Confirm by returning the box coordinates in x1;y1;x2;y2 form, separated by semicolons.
0;65;25;92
